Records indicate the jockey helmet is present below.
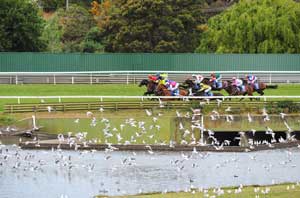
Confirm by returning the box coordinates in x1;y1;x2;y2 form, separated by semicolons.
192;74;196;77
232;77;236;80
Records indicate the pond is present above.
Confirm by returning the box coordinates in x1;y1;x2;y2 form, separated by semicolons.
0;145;300;198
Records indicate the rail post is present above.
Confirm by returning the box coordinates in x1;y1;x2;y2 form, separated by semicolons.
53;74;56;85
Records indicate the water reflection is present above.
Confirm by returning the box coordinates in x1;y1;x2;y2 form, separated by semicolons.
0;145;300;198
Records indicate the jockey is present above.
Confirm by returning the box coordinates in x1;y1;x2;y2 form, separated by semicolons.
210;72;222;89
156;73;168;85
199;83;212;96
246;74;259;90
165;80;179;96
148;74;158;82
232;77;245;92
192;74;204;90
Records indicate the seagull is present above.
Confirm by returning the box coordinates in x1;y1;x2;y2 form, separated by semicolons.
225;106;231;112
152;117;158;122
99;107;104;112
280;112;286;119
86;111;93;117
183;130;190;137
145;109;152;116
283;121;293;132
247;113;252;122
179;122;184;130
74;118;79;123
210;115;217;121
251;129;256;136
192;147;198;154
212;110;220;119
47;106;52;112
216;99;223;107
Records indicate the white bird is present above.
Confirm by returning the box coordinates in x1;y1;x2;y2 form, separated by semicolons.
251;129;256;136
225;106;231;112
99;107;104;112
74;118;79;123
119;124;125;131
152;117;158;122
280;112;286;119
183;130;190;138
47;106;52;112
216;99;223;107
247;113;252;122
179;122;184;130
283;121;293;132
192;147;198;154
212;110;220;118
210;115;216;121
155;125;161;130
40;99;45;103
116;133;123;142
145;109;152;116
265;126;273;134
208;129;214;136
86;111;93;117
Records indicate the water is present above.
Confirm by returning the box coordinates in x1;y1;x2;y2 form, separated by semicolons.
0;145;300;198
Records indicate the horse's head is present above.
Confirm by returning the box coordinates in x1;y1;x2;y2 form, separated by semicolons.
139;79;149;87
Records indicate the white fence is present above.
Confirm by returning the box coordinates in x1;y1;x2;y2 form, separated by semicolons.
0;71;300;84
2;95;300;104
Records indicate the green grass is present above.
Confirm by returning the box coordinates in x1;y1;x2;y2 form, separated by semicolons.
99;183;300;198
0;83;299;97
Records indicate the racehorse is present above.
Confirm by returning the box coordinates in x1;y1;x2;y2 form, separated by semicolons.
138;79;158;96
183;79;224;98
202;78;227;91
155;84;188;98
223;80;254;100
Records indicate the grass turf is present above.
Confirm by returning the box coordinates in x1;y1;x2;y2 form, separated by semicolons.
98;183;300;198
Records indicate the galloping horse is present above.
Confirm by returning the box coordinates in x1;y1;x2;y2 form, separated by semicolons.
250;82;268;96
223;80;254;100
138;79;158;96
155;84;188;98
183;79;224;97
202;78;227;91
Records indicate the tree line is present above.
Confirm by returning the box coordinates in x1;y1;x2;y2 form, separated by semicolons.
1;0;300;53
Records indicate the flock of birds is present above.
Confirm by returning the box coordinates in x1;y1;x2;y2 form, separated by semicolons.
40;101;300;153
1;103;300;197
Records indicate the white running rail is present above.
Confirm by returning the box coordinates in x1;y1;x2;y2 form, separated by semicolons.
1;95;300;104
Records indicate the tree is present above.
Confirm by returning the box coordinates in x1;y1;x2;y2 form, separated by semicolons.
59;5;96;52
196;0;300;53
102;0;206;52
0;0;46;52
41;4;102;53
90;0;118;29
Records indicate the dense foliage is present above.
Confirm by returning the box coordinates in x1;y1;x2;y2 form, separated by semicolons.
197;0;300;53
0;0;45;52
102;0;206;52
42;5;99;52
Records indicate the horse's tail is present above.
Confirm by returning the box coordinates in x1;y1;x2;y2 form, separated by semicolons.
266;84;278;89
